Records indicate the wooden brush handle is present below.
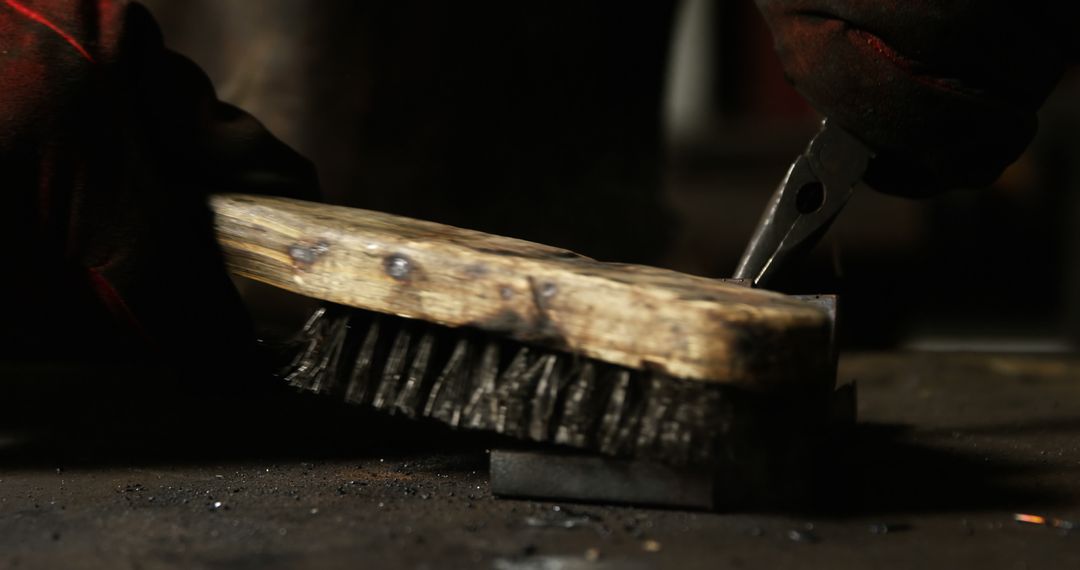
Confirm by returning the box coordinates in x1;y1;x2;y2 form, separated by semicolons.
211;194;832;389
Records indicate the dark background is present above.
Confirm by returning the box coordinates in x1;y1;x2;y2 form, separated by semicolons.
3;6;1080;567
144;0;1080;353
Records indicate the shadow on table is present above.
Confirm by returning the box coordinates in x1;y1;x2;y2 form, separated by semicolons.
810;421;1080;517
0;363;496;471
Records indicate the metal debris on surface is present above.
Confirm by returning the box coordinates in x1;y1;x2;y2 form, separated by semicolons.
1013;513;1077;530
868;522;911;535
1013;513;1046;525
786;529;819;543
523;505;607;533
494;556;647;570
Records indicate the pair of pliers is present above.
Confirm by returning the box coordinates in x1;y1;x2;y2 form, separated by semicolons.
733;119;874;288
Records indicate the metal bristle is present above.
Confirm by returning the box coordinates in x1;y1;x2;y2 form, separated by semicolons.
343;318;382;405
423;338;471;426
278;304;741;465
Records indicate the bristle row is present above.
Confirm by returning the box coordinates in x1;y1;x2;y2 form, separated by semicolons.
281;305;737;464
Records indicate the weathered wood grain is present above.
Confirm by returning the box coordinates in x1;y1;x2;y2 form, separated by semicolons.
211;194;832;388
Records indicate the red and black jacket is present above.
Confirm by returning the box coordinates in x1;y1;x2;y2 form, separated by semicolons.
0;0;317;365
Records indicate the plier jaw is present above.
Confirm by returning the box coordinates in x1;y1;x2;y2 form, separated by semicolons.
734;119;874;288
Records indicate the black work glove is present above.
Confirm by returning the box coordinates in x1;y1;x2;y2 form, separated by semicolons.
1;2;317;375
755;0;1078;196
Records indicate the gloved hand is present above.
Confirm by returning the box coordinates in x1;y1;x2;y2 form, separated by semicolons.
0;1;317;373
755;0;1078;196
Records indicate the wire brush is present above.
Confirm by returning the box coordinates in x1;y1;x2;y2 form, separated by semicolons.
211;194;835;466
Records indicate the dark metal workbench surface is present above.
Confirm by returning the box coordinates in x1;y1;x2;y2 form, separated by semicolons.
2;352;1079;569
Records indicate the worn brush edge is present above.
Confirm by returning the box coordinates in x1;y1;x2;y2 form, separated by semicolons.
212;194;832;389
280;305;827;466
